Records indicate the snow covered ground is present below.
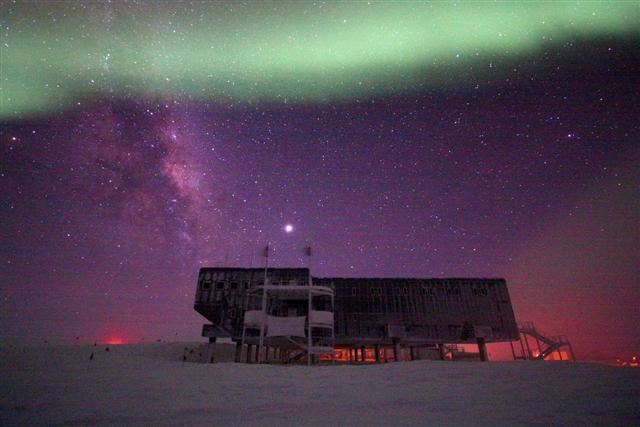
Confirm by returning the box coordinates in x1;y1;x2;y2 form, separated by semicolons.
1;342;638;426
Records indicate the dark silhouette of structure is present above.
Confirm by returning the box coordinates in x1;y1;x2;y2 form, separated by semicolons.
194;267;519;363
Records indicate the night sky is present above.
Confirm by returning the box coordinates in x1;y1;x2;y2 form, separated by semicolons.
1;2;639;360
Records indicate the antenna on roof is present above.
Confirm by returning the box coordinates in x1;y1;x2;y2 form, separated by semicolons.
257;243;270;363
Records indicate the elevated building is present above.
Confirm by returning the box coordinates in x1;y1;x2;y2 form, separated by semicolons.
194;267;519;363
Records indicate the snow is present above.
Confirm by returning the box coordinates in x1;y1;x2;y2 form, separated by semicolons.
1;342;639;426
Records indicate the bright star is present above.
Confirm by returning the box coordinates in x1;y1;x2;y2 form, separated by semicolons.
284;224;293;233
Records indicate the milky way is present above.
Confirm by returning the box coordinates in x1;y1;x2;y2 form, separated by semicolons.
1;2;639;359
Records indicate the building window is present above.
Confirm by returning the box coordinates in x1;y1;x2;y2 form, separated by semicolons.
230;282;238;289
472;287;488;296
351;287;357;296
202;282;211;290
216;281;225;290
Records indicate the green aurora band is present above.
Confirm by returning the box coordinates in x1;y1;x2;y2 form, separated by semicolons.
1;1;639;118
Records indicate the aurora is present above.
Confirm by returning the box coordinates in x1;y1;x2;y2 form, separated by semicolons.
2;1;639;119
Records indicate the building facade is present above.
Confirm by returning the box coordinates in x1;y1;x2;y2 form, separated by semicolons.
194;267;519;361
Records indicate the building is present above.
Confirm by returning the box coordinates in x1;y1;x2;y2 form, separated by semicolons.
194;267;519;363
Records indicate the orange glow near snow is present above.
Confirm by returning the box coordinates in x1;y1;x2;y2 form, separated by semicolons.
103;337;126;345
320;347;402;362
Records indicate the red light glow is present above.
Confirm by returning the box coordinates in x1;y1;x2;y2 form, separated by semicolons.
103;337;126;345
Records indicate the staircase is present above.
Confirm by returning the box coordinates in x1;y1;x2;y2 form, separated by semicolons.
283;336;336;363
516;321;575;361
239;280;336;364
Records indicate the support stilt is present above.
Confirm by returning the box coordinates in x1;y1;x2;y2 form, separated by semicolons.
568;343;576;362
519;334;527;359
234;342;242;363
438;343;446;361
523;334;532;359
477;338;488;362
246;344;253;363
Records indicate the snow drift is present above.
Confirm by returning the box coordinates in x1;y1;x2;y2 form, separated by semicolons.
1;342;638;426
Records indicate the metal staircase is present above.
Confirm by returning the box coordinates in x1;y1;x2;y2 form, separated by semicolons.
240;278;336;364
513;321;576;361
283;336;336;363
